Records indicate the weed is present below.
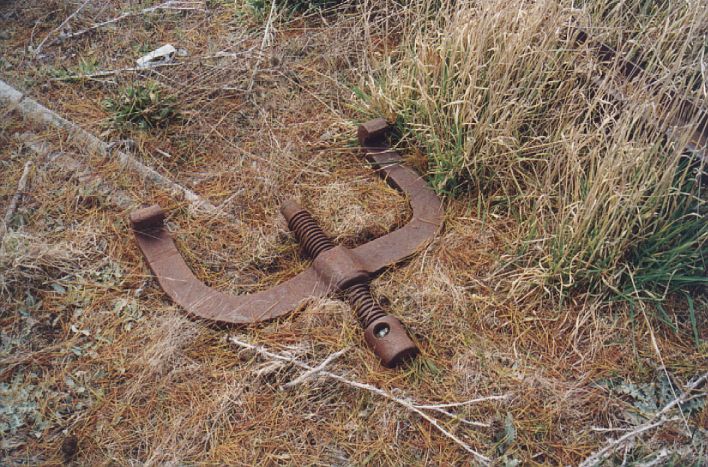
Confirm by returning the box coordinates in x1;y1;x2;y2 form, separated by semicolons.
365;0;707;307
103;82;178;130
48;57;99;82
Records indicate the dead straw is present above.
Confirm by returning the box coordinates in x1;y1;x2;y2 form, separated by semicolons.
229;336;495;465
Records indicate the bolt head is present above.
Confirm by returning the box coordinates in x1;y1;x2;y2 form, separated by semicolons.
357;118;389;146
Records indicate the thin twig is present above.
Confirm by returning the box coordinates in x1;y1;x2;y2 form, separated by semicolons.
579;372;707;467
229;337;492;465
411;395;509;428
635;448;671;467
49;49;259;82
1;160;33;243
415;394;510;410
655;373;707;417
248;0;277;93
216;189;245;211
590;426;631;433
33;0;92;56
282;347;350;389
636;300;691;432
422;407;490;428
59;1;203;42
50;63;182;81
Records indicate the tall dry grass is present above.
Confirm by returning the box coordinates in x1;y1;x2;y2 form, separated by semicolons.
363;0;707;310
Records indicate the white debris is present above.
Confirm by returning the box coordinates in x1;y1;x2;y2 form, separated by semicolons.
136;44;177;68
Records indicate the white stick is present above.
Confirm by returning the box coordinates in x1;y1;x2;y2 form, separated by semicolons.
421;407;490;428
59;1;203;42
50;63;182;81
49;49;258;82
415;394;510;410
579;372;707;467
0;78;234;221
635;448;670;467
47;48;257;81
33;0;92;56
283;344;492;427
655;372;707;418
282;347;350;389
217;188;245;211
1;160;33;242
229;337;492;465
247;0;277;93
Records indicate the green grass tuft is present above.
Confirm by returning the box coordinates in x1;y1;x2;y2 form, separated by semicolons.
104;82;179;130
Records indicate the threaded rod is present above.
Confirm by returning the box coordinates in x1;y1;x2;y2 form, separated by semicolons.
282;201;388;328
286;209;335;259
347;283;388;328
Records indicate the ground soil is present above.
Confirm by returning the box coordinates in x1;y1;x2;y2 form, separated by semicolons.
0;1;705;465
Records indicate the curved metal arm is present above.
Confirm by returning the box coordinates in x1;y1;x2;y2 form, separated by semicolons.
133;221;329;324
351;147;444;275
130;119;443;326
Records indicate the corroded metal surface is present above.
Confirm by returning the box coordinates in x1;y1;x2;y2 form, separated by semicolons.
131;119;443;366
280;198;421;368
354;136;445;275
131;207;328;325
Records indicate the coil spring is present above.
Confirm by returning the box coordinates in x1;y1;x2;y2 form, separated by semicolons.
347;283;387;328
287;210;335;259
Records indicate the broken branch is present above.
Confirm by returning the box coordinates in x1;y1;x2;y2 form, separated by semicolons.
49;50;258;82
59;1;203;42
579;372;707;467
229;336;493;465
1;160;33;242
247;0;277;93
33;0;92;56
281;346;350;389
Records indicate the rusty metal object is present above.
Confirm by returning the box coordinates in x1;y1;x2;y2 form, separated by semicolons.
130;119;443;367
131;206;328;324
280;199;419;368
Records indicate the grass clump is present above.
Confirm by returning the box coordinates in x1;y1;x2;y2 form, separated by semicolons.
365;0;707;306
104;82;178;130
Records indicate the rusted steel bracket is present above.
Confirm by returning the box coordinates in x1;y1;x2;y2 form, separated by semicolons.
130;119;443;367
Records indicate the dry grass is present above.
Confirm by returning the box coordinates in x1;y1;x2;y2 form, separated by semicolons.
364;0;707;306
0;1;706;465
